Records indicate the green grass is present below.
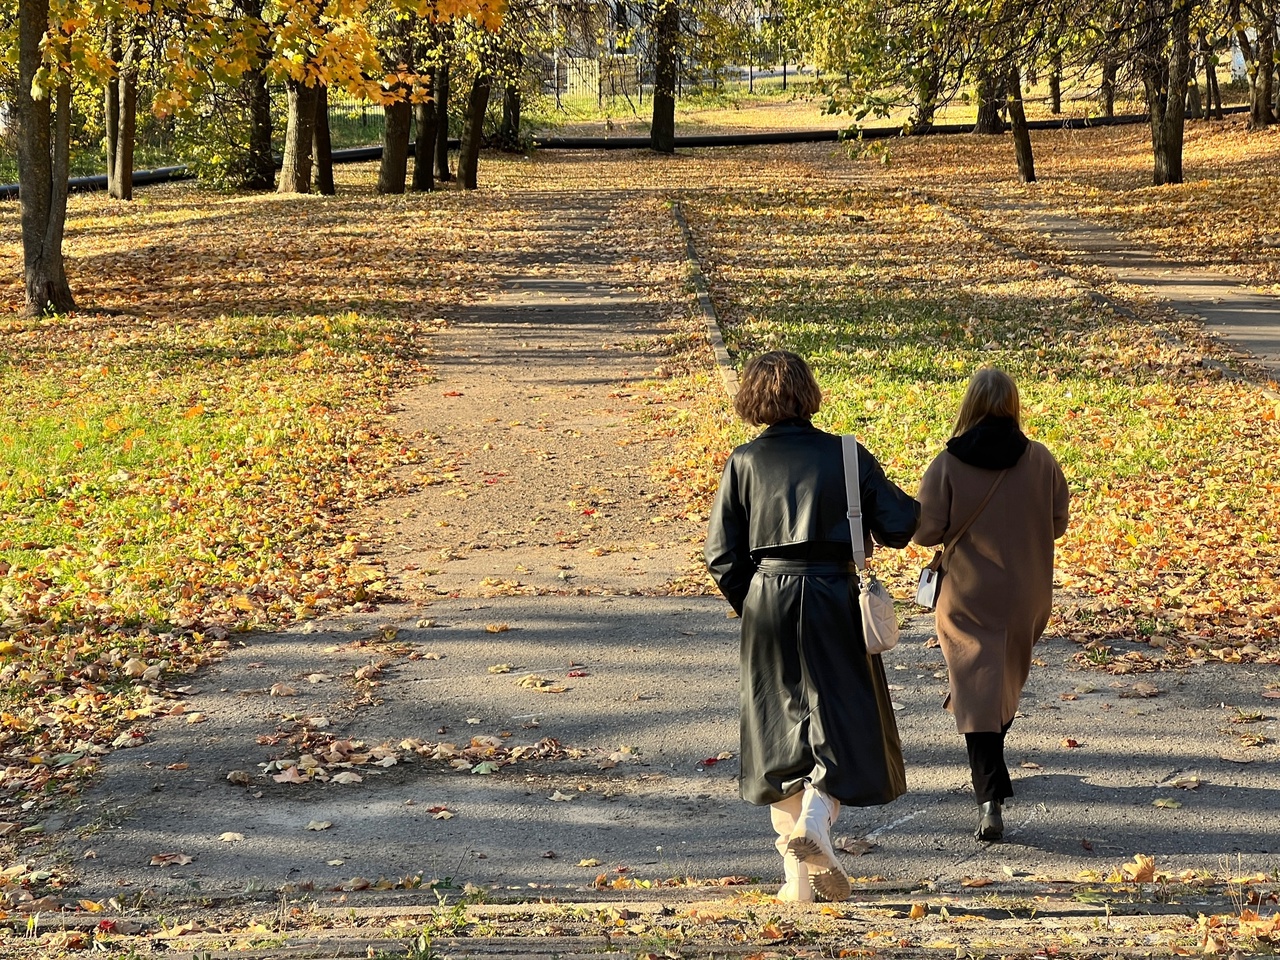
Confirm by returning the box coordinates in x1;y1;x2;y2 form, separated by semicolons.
0;310;410;629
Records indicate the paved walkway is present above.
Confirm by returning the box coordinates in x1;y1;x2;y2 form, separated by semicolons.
1006;205;1280;382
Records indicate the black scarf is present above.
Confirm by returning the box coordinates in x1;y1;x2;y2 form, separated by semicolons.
946;415;1029;470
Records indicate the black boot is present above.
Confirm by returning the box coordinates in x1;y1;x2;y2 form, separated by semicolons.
975;800;1004;842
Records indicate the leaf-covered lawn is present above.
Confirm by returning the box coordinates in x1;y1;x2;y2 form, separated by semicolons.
854;119;1280;291
0;172;517;803
677;174;1280;666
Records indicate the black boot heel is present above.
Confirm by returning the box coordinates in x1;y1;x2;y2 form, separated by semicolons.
975;800;1004;842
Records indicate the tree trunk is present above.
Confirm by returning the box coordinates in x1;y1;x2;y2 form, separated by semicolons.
16;0;76;315
650;0;678;153
1049;54;1062;114
1007;64;1036;183
973;69;1005;133
1253;21;1276;127
1202;33;1224;119
110;22;141;201
312;84;334;195
911;62;939;133
457;74;490;190
241;66;275;189
237;0;274;190
412;83;437;191
499;83;522;148
1235;15;1275;129
1143;0;1191;185
279;79;320;193
105;20;120;195
435;61;453;182
379;97;413;194
1100;57;1117;117
1186;77;1203;118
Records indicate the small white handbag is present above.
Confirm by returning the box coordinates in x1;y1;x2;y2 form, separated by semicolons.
841;435;899;656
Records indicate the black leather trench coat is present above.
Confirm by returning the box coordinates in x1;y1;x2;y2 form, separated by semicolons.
705;419;920;807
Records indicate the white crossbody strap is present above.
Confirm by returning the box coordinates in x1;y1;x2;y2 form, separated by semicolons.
841;435;867;572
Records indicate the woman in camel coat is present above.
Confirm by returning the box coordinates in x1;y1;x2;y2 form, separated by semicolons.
914;367;1069;842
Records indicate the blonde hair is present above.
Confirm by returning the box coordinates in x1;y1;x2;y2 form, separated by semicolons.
734;351;823;426
953;367;1021;436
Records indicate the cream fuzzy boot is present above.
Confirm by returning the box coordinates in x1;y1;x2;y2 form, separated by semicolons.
786;783;851;902
769;793;814;903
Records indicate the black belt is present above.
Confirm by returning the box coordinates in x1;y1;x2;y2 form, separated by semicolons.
755;559;856;575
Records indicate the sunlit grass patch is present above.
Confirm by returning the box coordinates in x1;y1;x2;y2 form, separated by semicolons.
0;305;426;798
0;310;410;628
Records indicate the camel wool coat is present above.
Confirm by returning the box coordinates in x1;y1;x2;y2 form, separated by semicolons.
914;417;1069;734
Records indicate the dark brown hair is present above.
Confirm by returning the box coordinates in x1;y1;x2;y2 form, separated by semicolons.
733;351;823;426
953;367;1021;436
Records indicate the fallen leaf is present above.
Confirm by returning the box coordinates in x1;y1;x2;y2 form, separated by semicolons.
961;877;993;887
1121;682;1161;699
1122;853;1156;882
227;770;253;786
150;852;194;867
835;836;875;856
485;623;510;633
269;683;299;697
578;858;601;867
156;921;203;938
1153;797;1182;809
306;821;332;831
549;790;575;801
330;771;363;784
218;832;244;842
273;766;307;784
909;902;927;919
1061;738;1080;749
488;663;513;674
516;674;567;693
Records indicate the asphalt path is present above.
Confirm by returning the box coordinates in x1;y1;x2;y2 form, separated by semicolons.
66;597;1280;900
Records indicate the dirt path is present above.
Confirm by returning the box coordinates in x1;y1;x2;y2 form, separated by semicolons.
368;190;707;600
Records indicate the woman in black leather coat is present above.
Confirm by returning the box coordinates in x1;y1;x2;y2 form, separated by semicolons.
705;351;919;903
